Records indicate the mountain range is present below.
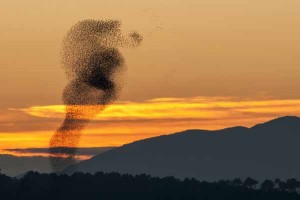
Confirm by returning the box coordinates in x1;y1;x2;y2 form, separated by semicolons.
0;147;113;177
65;116;300;181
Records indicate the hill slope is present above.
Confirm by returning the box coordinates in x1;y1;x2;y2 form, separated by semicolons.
65;116;300;181
0;147;114;177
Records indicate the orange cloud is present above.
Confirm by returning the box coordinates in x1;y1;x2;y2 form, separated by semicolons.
0;149;91;160
17;97;300;121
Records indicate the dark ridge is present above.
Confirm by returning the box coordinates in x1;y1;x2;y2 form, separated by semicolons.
251;116;300;129
64;116;300;181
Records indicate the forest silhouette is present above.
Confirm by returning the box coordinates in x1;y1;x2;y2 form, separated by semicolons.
1;171;300;200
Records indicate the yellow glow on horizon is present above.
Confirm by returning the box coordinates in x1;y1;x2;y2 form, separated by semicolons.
2;96;300;157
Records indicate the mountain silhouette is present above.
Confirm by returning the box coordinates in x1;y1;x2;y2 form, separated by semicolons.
0;147;114;177
65;116;300;181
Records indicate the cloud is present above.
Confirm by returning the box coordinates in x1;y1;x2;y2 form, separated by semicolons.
16;96;300;121
1;147;114;160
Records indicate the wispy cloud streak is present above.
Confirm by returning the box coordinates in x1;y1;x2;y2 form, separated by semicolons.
17;97;300;121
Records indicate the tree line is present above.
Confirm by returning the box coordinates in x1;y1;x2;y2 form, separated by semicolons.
0;170;300;200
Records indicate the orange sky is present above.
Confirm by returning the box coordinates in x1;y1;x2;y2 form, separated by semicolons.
1;0;300;107
1;0;300;156
1;96;300;152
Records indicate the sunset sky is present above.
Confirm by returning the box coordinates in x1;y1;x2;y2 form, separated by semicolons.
1;0;300;157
